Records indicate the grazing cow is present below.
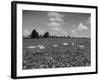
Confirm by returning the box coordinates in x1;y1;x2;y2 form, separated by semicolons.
72;42;74;46
53;44;58;47
78;45;84;49
37;45;45;49
63;43;68;45
27;46;37;49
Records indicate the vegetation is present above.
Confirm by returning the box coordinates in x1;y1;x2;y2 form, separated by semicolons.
23;38;91;69
43;32;50;38
24;29;71;39
31;29;39;38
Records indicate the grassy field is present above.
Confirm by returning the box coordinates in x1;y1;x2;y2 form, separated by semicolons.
23;38;91;69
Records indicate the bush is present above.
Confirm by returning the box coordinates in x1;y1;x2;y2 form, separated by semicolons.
31;29;39;38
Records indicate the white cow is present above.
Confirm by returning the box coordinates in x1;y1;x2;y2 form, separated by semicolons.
78;45;84;49
53;44;58;47
37;45;45;49
63;43;68;45
27;46;37;49
72;42;74;46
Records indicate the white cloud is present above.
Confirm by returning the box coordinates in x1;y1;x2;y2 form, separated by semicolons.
47;22;67;36
23;29;30;36
50;25;68;36
76;23;88;31
71;23;88;35
48;22;60;27
48;12;64;18
48;12;64;22
49;17;63;22
37;28;46;35
47;11;67;36
50;26;60;31
86;17;91;24
71;25;77;34
50;30;67;37
71;30;77;34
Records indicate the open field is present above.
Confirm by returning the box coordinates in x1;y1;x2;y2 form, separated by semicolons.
23;38;91;69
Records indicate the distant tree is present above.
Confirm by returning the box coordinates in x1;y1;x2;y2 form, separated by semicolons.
50;35;59;38
39;34;43;38
43;32;50;38
67;35;70;38
50;35;54;38
31;29;39;38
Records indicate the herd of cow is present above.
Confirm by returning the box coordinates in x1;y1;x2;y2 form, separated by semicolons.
27;42;84;49
23;38;90;69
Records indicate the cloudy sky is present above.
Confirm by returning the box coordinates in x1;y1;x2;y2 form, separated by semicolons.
23;10;91;37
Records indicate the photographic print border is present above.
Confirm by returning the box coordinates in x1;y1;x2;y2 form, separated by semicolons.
11;1;98;79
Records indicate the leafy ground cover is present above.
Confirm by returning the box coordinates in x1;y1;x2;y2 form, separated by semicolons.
23;38;91;69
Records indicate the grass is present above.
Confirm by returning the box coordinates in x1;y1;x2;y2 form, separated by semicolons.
23;38;91;69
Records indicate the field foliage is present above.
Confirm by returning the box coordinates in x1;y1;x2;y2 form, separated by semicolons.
23;38;91;69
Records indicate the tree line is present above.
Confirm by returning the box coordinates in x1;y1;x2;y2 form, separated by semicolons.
23;29;70;39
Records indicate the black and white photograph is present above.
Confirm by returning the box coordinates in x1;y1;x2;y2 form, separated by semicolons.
11;1;97;79
23;10;91;69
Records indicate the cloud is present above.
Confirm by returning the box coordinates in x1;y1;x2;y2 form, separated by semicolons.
50;26;61;31
76;23;88;31
50;29;68;37
86;17;91;24
49;17;63;22
48;12;64;18
23;29;30;36
37;28;46;35
48;12;64;22
48;22;68;36
71;23;88;35
48;22;61;27
71;30;77;34
47;11;67;36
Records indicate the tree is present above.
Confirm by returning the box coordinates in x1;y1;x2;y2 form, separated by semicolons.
43;32;50;38
39;34;43;38
31;29;39;38
67;35;70;38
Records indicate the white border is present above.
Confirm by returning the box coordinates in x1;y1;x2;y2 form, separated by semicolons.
17;4;96;77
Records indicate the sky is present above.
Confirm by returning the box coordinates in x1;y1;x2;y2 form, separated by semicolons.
23;10;91;38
